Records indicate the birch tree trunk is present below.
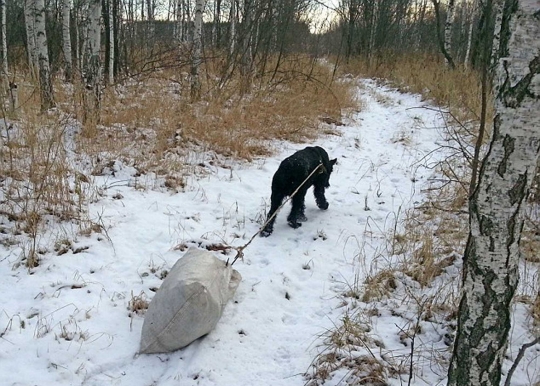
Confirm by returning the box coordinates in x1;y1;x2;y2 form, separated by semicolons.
84;0;102;120
447;1;540;385
0;0;7;94
74;4;80;72
146;0;154;45
103;0;114;85
239;0;252;95
432;0;455;68
444;0;456;67
108;0;114;85
175;0;183;42
24;0;38;79
490;0;505;68
62;0;73;81
216;0;222;47
229;0;236;55
464;0;476;68
34;0;54;110
190;0;203;101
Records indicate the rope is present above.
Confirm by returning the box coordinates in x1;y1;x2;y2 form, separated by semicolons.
228;162;324;266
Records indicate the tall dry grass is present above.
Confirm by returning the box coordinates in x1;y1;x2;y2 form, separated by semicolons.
0;82;93;268
1;53;357;268
91;55;354;162
341;52;491;125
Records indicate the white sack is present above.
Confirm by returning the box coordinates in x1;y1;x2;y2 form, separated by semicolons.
139;248;241;354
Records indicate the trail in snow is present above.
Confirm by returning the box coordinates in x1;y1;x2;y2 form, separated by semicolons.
0;80;447;386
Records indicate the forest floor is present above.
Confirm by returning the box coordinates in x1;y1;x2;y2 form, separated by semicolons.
0;78;538;386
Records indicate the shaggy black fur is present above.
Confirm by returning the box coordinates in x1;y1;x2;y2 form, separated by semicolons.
260;146;337;237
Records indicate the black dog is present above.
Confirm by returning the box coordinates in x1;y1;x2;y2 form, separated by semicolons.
260;146;337;237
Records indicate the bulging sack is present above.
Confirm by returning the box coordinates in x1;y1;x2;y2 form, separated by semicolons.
139;248;242;354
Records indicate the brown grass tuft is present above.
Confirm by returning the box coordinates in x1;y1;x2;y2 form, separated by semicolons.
306;311;391;386
128;291;150;316
361;269;397;302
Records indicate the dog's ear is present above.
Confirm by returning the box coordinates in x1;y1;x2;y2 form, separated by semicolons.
330;158;337;166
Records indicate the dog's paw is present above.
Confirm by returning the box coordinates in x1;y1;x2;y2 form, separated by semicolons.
318;202;329;210
260;229;273;237
297;214;308;222
288;221;302;229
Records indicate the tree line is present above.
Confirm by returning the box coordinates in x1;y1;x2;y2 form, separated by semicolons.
0;0;503;111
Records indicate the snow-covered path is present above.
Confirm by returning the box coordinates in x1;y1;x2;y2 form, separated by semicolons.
0;80;446;386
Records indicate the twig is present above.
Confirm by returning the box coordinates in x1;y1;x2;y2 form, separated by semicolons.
503;336;540;386
228;163;324;266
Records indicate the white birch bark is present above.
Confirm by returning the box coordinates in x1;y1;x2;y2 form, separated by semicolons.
74;5;80;71
173;0;182;43
0;0;7;88
34;0;54;109
62;0;73;81
84;0;102;115
444;0;456;67
146;0;155;43
464;0;476;68
212;0;216;46
175;0;183;41
108;0;114;85
190;0;203;100
229;0;235;55
490;0;505;69
447;0;540;385
24;0;38;78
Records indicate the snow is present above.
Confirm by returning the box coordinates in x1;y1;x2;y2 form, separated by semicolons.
0;79;536;386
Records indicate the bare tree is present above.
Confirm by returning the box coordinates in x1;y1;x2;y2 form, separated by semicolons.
432;0;456;68
108;0;114;85
0;0;7;91
229;0;236;55
447;0;540;385
175;0;186;42
191;0;204;100
444;0;456;67
103;0;115;85
24;0;38;78
62;0;73;81
464;0;477;68
84;0;102;119
215;0;222;47
239;0;253;94
34;0;54;110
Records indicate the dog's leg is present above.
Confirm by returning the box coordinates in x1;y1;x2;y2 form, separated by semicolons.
297;203;307;222
260;191;285;237
288;188;308;228
314;185;329;210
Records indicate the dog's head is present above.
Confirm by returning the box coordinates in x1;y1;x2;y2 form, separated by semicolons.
311;146;337;187
325;158;337;187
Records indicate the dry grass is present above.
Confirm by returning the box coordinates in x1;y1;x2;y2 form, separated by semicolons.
306;310;392;386
310;56;480;383
340;52;490;125
314;51;540;386
128;291;150;316
1;53;357;270
0;87;92;267
361;269;397;302
53;54;356;167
